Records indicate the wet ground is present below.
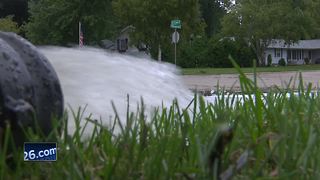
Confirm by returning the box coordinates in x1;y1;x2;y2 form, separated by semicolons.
182;71;320;93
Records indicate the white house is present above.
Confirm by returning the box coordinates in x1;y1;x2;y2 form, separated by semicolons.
265;39;320;65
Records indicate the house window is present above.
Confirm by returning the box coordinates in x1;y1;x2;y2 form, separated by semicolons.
292;50;297;60
288;49;304;60
297;50;301;60
274;49;281;57
117;38;128;52
288;50;291;60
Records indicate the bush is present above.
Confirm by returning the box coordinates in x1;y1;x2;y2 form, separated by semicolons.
0;15;20;33
207;38;255;68
267;54;272;66
278;58;286;66
177;37;255;68
304;58;310;65
178;37;209;68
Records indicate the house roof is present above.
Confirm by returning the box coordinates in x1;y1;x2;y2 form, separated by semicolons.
268;39;320;49
120;25;135;34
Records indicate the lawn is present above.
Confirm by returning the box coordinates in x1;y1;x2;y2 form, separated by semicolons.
1;68;320;179
182;64;320;75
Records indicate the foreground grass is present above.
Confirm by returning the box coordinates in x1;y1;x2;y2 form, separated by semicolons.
182;64;320;75
1;66;320;179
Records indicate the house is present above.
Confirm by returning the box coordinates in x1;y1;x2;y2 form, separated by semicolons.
116;25;135;52
265;39;320;65
99;25;149;55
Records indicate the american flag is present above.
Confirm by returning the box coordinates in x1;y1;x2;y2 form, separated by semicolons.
79;22;84;47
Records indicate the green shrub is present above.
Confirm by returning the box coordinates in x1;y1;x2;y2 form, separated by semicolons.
0;15;20;33
278;58;286;66
304;57;310;65
267;54;272;66
177;37;255;68
178;37;209;68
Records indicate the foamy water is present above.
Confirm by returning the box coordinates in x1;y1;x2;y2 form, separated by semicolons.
39;47;193;136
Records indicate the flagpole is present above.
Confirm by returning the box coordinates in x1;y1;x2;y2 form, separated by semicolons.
79;22;81;47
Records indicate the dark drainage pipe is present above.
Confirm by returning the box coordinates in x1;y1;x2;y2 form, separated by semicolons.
0;32;63;147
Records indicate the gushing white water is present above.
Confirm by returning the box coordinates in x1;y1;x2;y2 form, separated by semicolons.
39;47;193;136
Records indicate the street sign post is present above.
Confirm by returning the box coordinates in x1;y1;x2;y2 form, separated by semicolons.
170;20;181;29
172;31;180;43
170;19;181;65
172;30;179;65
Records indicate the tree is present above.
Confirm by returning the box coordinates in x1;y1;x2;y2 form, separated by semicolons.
199;0;226;37
221;0;314;66
0;15;20;33
305;0;320;38
177;36;255;68
0;0;28;25
178;36;209;67
26;0;119;45
113;0;204;61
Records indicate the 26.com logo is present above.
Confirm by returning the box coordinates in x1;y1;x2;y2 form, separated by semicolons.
24;142;57;161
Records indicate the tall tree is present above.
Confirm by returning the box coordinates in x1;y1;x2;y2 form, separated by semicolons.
199;0;226;37
26;0;118;45
0;0;28;25
113;0;204;61
221;0;314;66
305;0;320;38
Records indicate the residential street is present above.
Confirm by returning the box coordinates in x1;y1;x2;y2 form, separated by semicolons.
182;71;320;92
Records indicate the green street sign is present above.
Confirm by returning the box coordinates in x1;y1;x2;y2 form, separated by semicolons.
170;19;181;29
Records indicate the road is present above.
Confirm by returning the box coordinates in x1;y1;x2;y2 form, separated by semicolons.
182;71;320;92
